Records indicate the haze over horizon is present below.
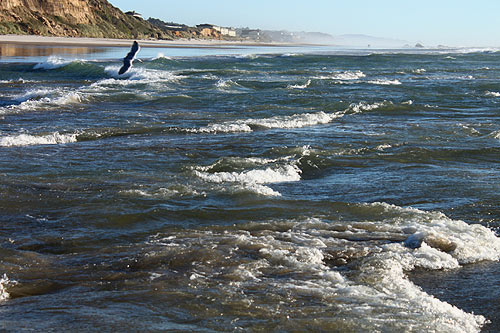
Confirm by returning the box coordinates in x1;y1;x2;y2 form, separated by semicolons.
109;0;500;47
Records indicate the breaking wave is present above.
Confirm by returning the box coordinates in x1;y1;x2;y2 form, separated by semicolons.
145;202;498;331
0;132;78;147
193;163;301;197
317;70;366;81
191;111;342;134
1;90;82;114
192;147;310;196
287;79;311;89
486;91;500;97
348;100;393;113
366;79;402;85
33;56;77;70
33;57;106;78
103;65;180;82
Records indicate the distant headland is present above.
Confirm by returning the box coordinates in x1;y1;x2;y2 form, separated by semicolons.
0;0;335;44
0;0;423;48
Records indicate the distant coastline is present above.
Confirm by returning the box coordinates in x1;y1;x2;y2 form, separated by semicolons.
0;34;306;49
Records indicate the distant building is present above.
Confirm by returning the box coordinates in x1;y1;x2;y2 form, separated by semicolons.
220;27;236;37
196;24;235;38
164;24;186;31
196;24;220;38
239;29;261;40
125;11;142;19
196;24;217;30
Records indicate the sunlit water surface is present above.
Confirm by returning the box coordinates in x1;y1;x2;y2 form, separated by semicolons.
1;43;500;332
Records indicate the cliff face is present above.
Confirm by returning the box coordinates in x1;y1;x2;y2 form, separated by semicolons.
0;0;170;39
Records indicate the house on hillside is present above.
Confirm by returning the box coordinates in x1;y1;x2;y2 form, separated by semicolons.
196;24;220;38
239;29;261;40
125;11;142;19
196;24;236;38
220;27;236;37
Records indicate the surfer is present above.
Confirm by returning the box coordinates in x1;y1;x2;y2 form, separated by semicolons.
118;41;140;75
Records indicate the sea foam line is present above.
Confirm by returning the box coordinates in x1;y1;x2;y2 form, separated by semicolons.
316;70;366;81
366;79;402;85
0;132;78;147
191;111;342;134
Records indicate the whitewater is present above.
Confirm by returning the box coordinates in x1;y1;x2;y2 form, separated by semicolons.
1;44;500;332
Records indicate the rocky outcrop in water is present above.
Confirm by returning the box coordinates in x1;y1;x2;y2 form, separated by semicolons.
0;0;170;39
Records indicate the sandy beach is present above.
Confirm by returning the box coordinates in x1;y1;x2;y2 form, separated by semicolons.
0;34;295;48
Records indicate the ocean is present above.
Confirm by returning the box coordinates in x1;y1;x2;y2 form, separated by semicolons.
0;42;500;332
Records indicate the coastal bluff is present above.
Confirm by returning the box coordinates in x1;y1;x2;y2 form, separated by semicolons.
0;0;168;39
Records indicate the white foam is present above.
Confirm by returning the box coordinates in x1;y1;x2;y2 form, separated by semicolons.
194;164;301;185
150;202;496;331
376;144;392;151
0;132;78;147
153;53;172;60
349;101;392;113
15;88;53;102
103;65;179;82
2;89;82;114
33;56;77;70
365;202;500;264
194;111;341;134
317;70;366;81
282;53;301;57
215;78;246;91
287;79;311;89
235;183;282;197
195;122;253;134
486;91;500;97
458;123;480;135
121;185;204;199
236;53;259;59
0;78;31;84
53;92;82;105
0;274;15;301
455;47;500;54
194;156;286;172
366;79;402;85
192;151;307;196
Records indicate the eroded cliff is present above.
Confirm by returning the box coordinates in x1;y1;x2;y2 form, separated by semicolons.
0;0;169;39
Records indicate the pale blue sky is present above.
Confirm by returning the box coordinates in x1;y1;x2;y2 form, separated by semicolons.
109;0;500;47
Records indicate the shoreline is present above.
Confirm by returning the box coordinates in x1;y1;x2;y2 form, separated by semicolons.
0;34;308;49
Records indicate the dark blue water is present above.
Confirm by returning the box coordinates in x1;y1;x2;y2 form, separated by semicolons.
1;44;500;332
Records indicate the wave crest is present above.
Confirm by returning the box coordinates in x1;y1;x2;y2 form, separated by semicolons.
287;79;311;89
146;201;496;331
192;111;341;134
0;132;78;147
